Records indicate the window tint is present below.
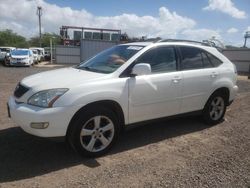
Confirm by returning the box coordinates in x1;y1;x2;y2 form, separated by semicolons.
201;52;213;68
206;53;223;67
136;47;177;73
180;47;203;70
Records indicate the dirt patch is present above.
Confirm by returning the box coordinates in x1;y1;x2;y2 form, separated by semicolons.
0;65;249;187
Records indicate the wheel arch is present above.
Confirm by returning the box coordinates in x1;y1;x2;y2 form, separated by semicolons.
207;87;230;106
66;100;125;138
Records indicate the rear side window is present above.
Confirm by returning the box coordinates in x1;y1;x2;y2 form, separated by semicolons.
180;47;203;70
136;46;177;73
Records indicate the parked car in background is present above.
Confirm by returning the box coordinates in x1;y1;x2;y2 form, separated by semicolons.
31;49;39;64
0;47;16;66
8;40;238;157
9;49;34;66
30;47;45;62
44;51;51;61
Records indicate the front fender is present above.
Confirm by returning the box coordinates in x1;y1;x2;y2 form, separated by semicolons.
54;78;129;124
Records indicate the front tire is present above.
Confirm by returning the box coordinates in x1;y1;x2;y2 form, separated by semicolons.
203;92;227;125
68;106;120;157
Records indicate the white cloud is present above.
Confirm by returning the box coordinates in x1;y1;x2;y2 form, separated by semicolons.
227;27;238;34
0;0;237;45
203;0;246;19
181;29;222;41
0;0;196;39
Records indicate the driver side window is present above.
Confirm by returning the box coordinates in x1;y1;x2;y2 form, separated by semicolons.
136;46;177;73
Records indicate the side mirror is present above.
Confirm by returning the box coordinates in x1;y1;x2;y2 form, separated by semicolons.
131;63;151;76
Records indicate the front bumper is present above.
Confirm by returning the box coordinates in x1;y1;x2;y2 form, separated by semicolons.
10;61;30;66
8;96;79;137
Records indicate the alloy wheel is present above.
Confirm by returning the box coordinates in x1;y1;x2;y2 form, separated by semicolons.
209;96;225;121
79;115;115;152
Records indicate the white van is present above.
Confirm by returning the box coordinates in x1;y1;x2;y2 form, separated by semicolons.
29;47;45;62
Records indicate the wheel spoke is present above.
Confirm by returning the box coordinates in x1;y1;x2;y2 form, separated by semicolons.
81;128;94;136
102;123;113;132
94;116;101;129
215;98;221;105
218;106;223;110
214;111;219;119
86;137;96;151
99;134;110;146
211;101;216;107
210;110;215;117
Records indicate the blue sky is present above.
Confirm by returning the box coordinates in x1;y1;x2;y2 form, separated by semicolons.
0;0;249;46
46;0;249;32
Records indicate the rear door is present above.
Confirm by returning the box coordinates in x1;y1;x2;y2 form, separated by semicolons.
178;46;219;113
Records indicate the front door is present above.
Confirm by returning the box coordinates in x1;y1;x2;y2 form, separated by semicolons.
128;46;183;123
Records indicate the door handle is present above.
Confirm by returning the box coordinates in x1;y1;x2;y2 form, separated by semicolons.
210;72;218;78
172;77;182;83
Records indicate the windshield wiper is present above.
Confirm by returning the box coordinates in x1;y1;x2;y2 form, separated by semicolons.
78;66;91;71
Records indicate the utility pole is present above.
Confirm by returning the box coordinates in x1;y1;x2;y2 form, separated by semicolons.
50;38;53;64
37;6;42;47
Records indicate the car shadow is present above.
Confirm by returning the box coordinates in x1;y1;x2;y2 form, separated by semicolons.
0;116;209;183
112;116;209;154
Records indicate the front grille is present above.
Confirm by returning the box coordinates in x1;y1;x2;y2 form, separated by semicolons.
14;83;29;98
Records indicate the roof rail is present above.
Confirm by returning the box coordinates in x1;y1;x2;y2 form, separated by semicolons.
156;39;212;47
156;38;225;52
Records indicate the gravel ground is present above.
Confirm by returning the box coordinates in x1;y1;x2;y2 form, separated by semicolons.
0;65;249;188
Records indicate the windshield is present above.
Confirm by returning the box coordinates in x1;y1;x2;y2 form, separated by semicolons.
31;49;41;54
77;45;144;74
11;50;29;56
0;48;10;53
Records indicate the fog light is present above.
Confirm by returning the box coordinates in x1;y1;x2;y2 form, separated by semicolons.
30;122;49;129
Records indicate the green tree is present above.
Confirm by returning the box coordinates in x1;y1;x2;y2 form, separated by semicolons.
29;33;61;47
0;29;28;48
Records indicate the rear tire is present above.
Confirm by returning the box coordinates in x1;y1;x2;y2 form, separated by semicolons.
68;106;120;157
203;92;227;125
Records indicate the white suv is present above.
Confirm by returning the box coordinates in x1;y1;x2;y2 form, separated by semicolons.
8;40;238;157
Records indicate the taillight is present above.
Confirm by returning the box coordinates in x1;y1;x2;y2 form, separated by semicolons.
233;63;237;74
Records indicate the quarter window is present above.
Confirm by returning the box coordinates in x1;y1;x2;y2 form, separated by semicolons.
136;47;177;73
206;52;223;67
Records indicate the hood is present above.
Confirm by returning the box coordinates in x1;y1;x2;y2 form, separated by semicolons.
11;55;29;59
21;67;108;90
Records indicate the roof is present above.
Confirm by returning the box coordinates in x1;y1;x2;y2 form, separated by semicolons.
0;47;15;49
13;48;30;51
121;42;153;46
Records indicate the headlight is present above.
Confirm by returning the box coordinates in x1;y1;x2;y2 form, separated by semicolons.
23;57;29;61
28;88;68;108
